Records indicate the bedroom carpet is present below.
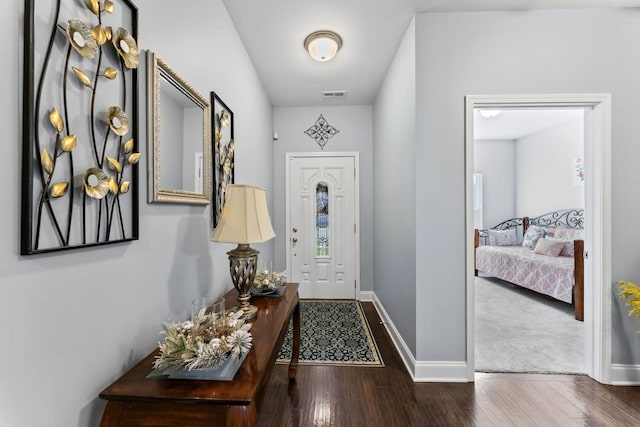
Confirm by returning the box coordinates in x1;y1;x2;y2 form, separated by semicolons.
475;276;584;374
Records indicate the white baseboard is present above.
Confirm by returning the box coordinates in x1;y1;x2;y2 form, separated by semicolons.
414;361;469;382
610;363;640;385
359;291;374;302
370;292;469;383
371;293;416;376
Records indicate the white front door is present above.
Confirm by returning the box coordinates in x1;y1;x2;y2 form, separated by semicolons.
286;153;358;299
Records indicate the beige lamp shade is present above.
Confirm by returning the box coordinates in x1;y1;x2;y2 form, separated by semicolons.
211;184;276;244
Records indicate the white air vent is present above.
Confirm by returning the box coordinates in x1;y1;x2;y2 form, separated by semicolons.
322;90;347;99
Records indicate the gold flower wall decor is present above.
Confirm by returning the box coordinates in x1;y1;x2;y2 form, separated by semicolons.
66;19;99;58
112;27;139;69
21;0;140;254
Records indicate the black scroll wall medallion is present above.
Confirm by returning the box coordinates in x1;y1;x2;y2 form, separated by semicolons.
304;114;339;150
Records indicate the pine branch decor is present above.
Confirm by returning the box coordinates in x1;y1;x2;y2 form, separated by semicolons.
154;308;252;371
253;269;287;292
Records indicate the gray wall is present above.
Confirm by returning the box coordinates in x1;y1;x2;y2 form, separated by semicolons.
414;8;640;363
515;116;585;216
372;18;417;354
0;1;273;426
475;117;584;229
474;140;516;229
272;106;373;291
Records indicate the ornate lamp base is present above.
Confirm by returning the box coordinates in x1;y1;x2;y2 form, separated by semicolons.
227;243;259;319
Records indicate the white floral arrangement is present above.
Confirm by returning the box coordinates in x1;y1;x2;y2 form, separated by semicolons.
153;308;252;371
253;269;287;292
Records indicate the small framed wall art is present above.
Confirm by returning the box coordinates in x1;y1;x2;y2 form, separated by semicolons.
210;92;235;228
573;156;584;187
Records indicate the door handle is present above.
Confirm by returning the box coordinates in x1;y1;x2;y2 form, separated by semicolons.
292;237;298;243
292;227;298;233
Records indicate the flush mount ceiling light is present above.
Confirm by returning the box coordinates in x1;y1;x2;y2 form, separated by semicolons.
479;109;503;118
304;30;342;62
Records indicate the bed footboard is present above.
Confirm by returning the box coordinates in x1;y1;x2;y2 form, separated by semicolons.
574;240;584;321
474;229;479;276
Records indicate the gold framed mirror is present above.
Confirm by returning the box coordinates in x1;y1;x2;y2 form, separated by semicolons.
147;51;211;204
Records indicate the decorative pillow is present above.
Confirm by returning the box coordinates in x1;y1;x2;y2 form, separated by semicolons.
522;225;547;250
533;238;566;257
541;227;556;237
546;236;574;257
555;226;584;241
487;228;517;246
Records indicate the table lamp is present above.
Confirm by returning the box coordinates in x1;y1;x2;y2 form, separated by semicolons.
211;184;276;319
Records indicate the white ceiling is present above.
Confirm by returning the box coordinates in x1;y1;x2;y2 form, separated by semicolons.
474;109;584;140
223;0;640;107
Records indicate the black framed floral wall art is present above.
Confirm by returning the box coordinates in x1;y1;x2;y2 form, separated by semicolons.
210;92;234;228
21;0;140;255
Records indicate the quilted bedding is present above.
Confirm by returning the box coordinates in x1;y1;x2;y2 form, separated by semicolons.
475;245;574;303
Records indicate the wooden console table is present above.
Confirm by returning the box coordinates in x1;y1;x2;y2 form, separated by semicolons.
99;283;300;427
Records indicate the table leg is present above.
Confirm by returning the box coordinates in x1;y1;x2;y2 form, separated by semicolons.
99;401;125;426
226;404;257;427
288;300;301;380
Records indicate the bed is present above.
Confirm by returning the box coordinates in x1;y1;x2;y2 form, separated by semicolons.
474;209;584;321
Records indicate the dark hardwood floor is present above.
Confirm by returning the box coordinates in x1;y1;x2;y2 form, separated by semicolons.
258;302;640;426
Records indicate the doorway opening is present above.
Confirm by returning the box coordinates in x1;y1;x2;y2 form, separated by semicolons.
473;107;585;374
465;94;612;383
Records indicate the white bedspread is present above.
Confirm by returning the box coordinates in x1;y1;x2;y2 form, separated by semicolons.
475;245;574;303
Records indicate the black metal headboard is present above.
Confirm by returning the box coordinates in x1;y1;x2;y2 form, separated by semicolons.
476;208;584;244
477;217;525;242
528;208;584;229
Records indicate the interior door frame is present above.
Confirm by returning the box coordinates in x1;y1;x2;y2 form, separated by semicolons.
464;94;612;383
285;152;361;299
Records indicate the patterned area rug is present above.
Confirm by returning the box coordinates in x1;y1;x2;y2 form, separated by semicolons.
277;300;384;366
